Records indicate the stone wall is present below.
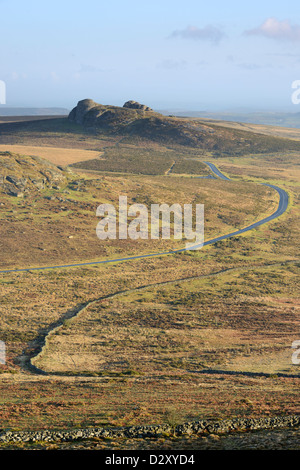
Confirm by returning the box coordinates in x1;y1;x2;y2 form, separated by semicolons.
0;415;299;444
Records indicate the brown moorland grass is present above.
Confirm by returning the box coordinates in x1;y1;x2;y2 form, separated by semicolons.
0;131;299;442
0;145;103;166
31;262;299;376
0;165;277;270
196;118;300;141
70;145;212;176
0;187;298;432
0;372;298;433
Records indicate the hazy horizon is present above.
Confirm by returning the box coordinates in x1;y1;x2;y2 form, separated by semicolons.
1;103;300;115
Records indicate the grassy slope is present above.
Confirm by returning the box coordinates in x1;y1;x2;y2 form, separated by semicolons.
0;116;299;437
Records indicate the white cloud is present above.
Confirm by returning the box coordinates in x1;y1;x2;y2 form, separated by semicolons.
169;25;225;45
245;17;300;42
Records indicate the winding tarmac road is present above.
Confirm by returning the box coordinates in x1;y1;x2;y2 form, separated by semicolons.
0;162;289;274
203;161;231;180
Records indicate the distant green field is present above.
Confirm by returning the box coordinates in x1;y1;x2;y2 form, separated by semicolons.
70;146;212;176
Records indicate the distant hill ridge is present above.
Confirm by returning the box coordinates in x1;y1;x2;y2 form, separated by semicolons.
0;107;69;116
67;98;300;154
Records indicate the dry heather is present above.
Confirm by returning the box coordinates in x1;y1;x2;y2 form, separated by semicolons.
0;124;299;443
0;145;103;166
0;162;276;269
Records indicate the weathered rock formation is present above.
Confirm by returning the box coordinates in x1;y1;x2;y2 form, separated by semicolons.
123;100;153;111
68;99;155;131
68;99;99;125
0;152;65;197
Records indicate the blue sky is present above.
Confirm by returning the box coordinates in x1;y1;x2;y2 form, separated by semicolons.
1;0;300;111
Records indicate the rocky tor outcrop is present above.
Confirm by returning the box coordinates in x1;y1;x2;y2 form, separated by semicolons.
68;98;156;131
67;98;209;146
68;98;299;153
123;100;153;111
68;99;99;125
